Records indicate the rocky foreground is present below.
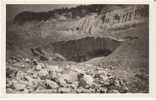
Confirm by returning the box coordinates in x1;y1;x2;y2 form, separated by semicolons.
6;56;129;93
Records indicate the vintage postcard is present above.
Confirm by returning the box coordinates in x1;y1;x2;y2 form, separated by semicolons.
0;0;154;96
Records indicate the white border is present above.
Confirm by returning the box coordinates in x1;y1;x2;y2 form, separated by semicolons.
0;0;155;98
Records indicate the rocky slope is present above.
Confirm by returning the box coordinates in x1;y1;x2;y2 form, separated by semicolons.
6;5;149;93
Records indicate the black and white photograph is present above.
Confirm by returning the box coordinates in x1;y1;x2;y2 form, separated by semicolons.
5;4;150;94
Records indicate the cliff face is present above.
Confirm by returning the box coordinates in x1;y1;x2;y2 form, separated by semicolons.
68;6;148;34
8;5;148;41
6;5;148;58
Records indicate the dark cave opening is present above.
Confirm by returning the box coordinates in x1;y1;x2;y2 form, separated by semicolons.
51;37;121;62
71;49;112;62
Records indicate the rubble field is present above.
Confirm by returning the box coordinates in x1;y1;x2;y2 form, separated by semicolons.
6;55;129;93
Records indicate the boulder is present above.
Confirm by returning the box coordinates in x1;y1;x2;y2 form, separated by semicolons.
78;73;94;88
57;71;79;86
45;79;59;89
38;69;48;79
6;88;14;93
49;71;58;80
57;76;67;87
35;64;42;71
13;82;26;91
16;71;26;81
71;81;79;89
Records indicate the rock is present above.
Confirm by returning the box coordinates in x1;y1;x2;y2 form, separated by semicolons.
45;79;59;89
16;71;26;81
24;58;31;63
58;87;72;93
78;74;94;88
32;58;38;65
108;89;120;93
47;65;62;72
57;72;78;86
38;69;48;79
49;71;58;80
35;89;57;93
114;79;121;87
57;76;67;87
54;53;66;61
61;74;74;84
24;75;33;82
71;81;79;89
102;80;110;86
13;82;26;91
23;88;29;93
6;88;14;93
119;86;129;93
76;87;94;93
35;64;42;71
96;87;107;93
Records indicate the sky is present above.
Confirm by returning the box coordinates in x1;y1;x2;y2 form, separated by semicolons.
6;4;78;21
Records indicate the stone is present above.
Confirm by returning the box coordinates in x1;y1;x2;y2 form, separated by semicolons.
6;88;14;93
47;65;61;72
108;89;120;93
23;88;29;93
35;89;57;93
35;64;42;71
71;81;79;89
119;85;129;93
78;74;94;88
57;76;66;87
13;82;26;91
58;87;72;93
49;71;58;80
76;87;94;93
61;74;73;84
24;58;31;63
38;69;48;79
16;71;26;81
114;79;121;87
45;79;59;89
96;87;107;93
24;75;34;82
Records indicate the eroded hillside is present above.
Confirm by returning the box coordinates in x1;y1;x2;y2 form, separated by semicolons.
6;5;149;93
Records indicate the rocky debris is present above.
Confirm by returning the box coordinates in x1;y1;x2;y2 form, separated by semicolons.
35;64;42;71
6;56;129;93
45;79;59;89
47;65;62;72
58;87;72;93
12;81;26;91
38;69;49;79
53;53;66;61
31;47;49;61
107;89;120;93
78;73;94;88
